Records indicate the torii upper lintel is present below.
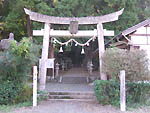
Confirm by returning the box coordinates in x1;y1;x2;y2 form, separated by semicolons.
24;8;124;25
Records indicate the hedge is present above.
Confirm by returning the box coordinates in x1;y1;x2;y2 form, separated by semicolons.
94;80;150;107
102;48;150;81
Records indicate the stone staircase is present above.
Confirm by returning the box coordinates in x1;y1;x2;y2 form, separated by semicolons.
54;76;99;84
44;68;97;102
50;68;99;84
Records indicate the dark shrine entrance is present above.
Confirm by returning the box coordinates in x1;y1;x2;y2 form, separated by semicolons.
70;47;83;67
57;45;85;68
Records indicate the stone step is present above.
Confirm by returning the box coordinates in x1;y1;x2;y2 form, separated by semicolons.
48;94;96;99
61;77;88;84
48;98;96;102
48;91;94;95
47;91;96;101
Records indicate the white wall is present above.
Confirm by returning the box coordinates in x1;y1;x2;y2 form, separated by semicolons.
131;26;150;59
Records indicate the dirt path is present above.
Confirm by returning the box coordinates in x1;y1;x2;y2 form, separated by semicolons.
2;100;150;113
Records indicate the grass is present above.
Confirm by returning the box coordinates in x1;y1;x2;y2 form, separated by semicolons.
37;91;49;101
0;101;32;113
0;105;12;112
0;91;49;113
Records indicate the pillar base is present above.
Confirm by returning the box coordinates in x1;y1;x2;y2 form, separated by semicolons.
100;73;107;80
39;84;45;91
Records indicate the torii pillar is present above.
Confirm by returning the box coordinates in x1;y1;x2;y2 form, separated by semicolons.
97;23;107;80
39;23;50;90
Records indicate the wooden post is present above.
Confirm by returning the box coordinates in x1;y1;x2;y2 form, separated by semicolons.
120;70;126;111
39;23;50;91
47;39;54;79
33;66;37;107
55;63;59;77
97;23;107;80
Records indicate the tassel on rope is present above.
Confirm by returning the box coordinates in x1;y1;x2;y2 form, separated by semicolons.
59;46;63;52
53;39;56;44
71;40;73;46
81;47;85;54
75;43;78;46
66;42;68;46
86;43;89;46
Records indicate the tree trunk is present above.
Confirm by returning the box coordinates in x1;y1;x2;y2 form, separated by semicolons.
26;15;32;39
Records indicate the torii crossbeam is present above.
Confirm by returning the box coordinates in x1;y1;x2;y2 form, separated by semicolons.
33;29;114;37
24;8;124;91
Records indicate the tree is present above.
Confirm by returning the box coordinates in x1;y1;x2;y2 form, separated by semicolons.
2;0;149;39
136;0;150;19
0;0;4;5
0;0;5;39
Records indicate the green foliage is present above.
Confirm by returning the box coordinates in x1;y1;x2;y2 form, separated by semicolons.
14;84;32;103
94;80;150;107
1;0;147;39
0;81;21;105
10;38;31;57
94;0;139;34
0;38;40;104
0;22;3;39
94;80;120;106
0;38;40;82
0;101;32;112
102;48;150;81
37;91;49;101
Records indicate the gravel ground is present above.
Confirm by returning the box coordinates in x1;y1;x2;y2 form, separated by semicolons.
1;100;150;113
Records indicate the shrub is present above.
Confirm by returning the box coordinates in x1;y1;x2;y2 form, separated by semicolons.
0;38;40;82
94;80;120;106
14;84;33;103
102;48;150;81
0;38;40;104
0;81;21;105
94;80;150;107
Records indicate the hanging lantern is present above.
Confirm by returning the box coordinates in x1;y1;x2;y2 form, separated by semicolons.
81;47;85;54
51;38;53;42
71;40;73;46
59;46;63;52
66;42;68;46
75;43;78;46
86;43;89;46
92;36;96;42
53;39;56;44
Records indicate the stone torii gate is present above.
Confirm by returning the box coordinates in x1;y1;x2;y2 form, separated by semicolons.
24;8;124;91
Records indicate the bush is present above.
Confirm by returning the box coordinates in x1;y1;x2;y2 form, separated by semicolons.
0;38;40;104
94;80;150;107
14;84;33;103
102;48;150;81
0;81;21;105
